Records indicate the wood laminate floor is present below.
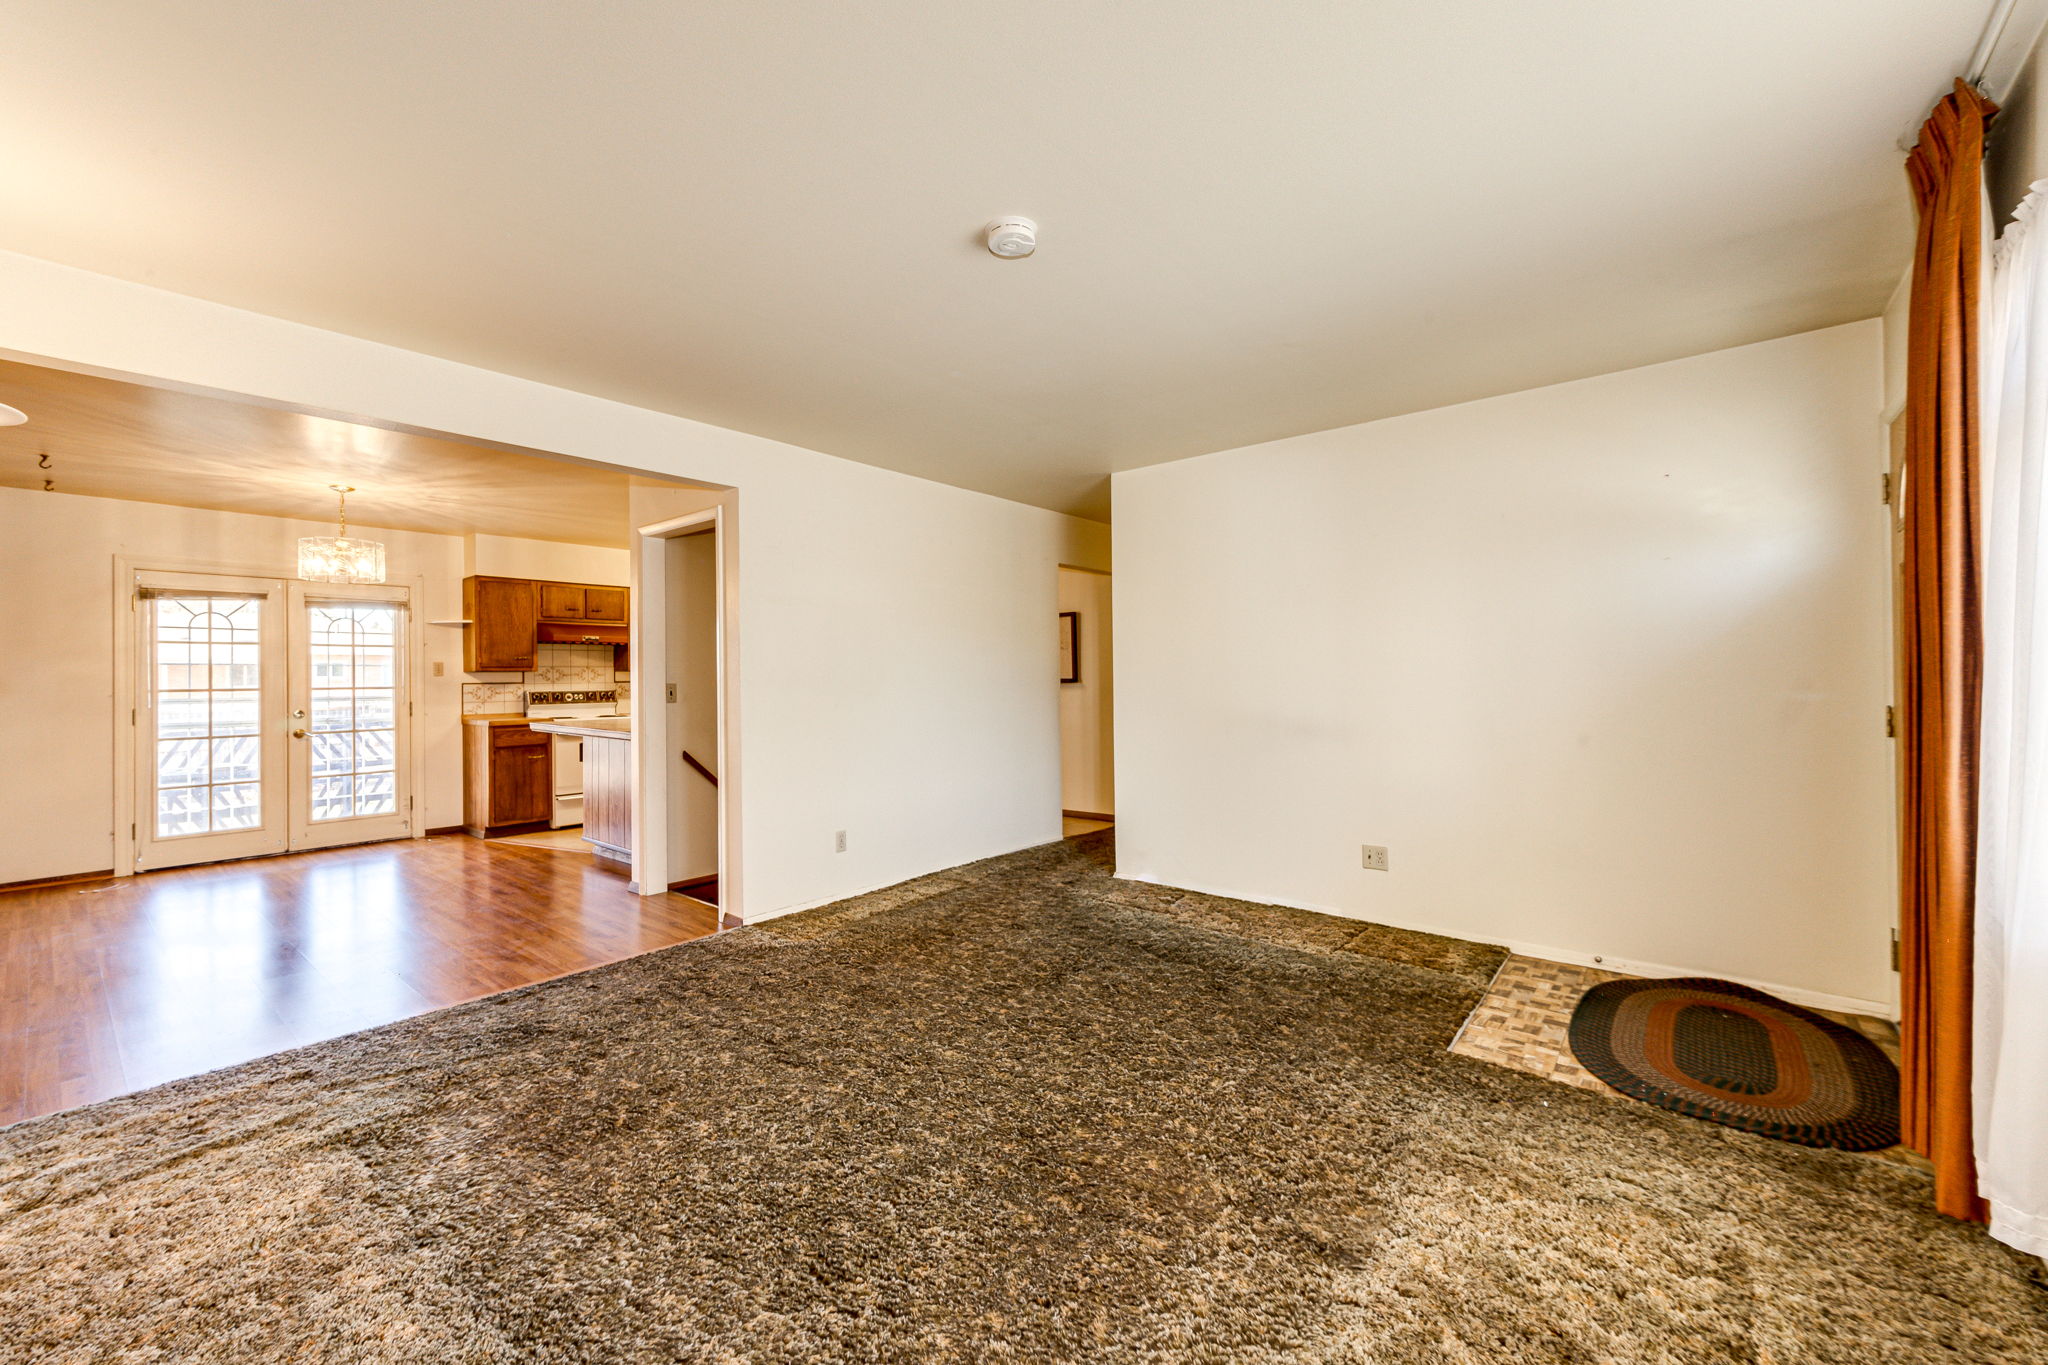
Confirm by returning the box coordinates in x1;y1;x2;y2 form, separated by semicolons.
0;835;725;1128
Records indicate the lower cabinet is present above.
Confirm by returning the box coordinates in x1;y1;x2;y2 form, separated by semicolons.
464;722;551;836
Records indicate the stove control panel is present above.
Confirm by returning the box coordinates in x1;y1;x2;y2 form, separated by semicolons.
524;690;618;707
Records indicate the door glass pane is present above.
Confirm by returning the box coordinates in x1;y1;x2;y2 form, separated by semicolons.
305;602;402;820
149;596;265;838
211;691;261;735
311;731;353;774
310;775;355;821
158;786;208;837
211;734;260;783
212;783;261;830
310;691;354;732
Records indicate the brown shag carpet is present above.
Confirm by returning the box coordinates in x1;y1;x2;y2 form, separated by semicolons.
2;832;2042;1362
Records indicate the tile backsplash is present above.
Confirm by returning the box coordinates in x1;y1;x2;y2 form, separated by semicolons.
462;644;630;715
529;643;623;687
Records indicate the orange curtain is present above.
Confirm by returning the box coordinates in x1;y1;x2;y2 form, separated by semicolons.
1900;78;1996;1223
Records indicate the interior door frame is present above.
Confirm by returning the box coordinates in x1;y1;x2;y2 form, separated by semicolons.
112;554;429;878
1885;410;1908;1021
630;502;739;918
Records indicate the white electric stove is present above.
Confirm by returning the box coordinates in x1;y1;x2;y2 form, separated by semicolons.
524;690;623;828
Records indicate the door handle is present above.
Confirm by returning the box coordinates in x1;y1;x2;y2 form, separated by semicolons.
291;728;308;739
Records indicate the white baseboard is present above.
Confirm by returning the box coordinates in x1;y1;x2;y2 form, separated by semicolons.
1114;873;1897;1021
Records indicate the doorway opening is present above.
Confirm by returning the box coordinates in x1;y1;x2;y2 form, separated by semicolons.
632;499;736;917
0;348;741;1123
1058;564;1114;839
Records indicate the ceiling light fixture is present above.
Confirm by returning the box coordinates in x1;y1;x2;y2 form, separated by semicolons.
985;216;1037;258
0;402;26;426
297;484;387;583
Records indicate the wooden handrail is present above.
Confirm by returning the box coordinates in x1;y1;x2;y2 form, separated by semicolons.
682;750;718;788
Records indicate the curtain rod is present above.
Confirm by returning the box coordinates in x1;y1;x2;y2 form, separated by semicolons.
1896;0;2041;151
1970;0;2023;85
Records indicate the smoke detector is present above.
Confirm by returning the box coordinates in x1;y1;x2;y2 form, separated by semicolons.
984;216;1037;259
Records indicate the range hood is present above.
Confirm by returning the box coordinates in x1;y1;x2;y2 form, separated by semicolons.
536;621;629;646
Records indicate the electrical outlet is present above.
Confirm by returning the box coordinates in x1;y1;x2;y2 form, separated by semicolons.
1360;844;1389;872
834;830;848;853
666;683;678;703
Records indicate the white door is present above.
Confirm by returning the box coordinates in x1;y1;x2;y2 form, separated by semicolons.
133;571;413;872
134;573;291;870
288;584;412;850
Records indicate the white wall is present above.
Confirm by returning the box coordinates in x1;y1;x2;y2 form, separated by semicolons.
0;489;471;880
464;533;629;586
1881;270;1909;419
1112;321;1896;1010
0;248;1108;917
1058;566;1114;815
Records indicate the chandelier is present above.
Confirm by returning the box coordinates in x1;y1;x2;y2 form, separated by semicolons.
297;484;387;584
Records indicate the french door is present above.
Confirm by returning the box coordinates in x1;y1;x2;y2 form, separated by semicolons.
133;571;413;872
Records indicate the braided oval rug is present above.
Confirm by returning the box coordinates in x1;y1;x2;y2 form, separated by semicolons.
1567;976;1900;1151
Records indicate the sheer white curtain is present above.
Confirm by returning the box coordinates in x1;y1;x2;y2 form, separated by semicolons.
1979;180;2048;1259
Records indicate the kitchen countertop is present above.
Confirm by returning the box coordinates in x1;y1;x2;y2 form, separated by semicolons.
461;714;539;727
528;716;632;740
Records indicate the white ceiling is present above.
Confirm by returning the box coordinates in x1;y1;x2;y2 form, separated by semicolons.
0;357;678;547
0;2;1991;520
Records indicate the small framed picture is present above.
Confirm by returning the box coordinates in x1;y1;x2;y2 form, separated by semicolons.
1059;611;1080;684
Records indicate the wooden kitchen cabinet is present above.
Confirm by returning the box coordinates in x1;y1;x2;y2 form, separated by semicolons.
463;720;552;836
538;583;629;624
538;583;587;619
463;576;540;672
465;576;630;672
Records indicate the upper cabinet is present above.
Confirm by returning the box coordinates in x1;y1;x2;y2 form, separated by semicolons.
538;583;586;620
464;576;539;672
464;576;630;672
539;583;628;624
